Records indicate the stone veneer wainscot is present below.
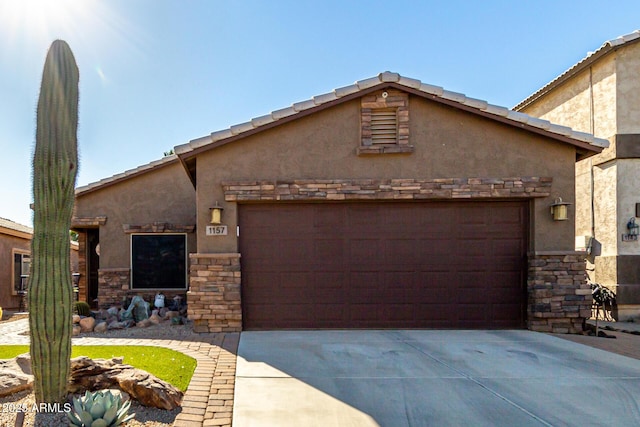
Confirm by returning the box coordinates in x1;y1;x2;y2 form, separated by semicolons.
188;253;241;333
527;252;591;333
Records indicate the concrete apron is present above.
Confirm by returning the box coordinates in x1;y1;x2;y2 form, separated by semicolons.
234;330;640;427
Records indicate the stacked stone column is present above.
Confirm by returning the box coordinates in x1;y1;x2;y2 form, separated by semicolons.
528;252;592;333
187;253;242;332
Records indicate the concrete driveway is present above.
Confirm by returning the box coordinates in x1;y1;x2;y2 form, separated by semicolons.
233;330;640;426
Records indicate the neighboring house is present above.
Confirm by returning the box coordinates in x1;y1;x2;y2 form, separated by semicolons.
0;217;79;310
515;30;640;320
73;72;608;333
0;218;32;310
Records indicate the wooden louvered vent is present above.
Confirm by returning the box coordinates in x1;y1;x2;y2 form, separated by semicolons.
370;108;397;144
358;90;411;155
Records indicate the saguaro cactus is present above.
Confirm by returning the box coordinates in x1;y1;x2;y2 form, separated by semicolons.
29;39;79;403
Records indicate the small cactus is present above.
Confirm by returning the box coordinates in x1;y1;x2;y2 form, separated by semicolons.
75;301;92;317
67;390;135;427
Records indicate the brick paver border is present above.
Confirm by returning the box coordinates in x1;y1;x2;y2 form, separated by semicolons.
0;319;239;427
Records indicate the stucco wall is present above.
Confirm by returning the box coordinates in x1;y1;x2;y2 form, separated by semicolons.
593;161;618;258
575;158;593;240
616;42;640;134
520;56;616;139
0;234;30;309
194;95;578;254
74;160;196;269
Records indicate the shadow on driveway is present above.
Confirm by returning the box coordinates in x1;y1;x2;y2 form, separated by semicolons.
234;330;640;427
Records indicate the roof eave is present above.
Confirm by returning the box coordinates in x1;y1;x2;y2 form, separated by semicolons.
515;31;640;111
75;155;180;197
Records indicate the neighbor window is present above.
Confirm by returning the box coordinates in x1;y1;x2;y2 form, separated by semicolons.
13;251;30;294
130;234;187;289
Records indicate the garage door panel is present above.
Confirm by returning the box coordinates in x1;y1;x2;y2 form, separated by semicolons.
349;239;382;262
416;304;455;327
313;272;344;287
349;271;381;288
240;201;527;329
458;305;487;323
313;206;346;229
314;239;344;262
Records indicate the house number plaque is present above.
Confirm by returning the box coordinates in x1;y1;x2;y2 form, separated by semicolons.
206;225;228;236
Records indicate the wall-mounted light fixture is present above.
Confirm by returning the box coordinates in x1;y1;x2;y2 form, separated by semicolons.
550;197;571;221
209;202;224;225
626;217;639;241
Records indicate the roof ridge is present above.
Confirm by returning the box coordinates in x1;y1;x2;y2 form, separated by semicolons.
77;71;611;195
514;30;640;111
175;71;609;157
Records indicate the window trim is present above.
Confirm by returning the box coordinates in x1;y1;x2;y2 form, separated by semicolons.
130;233;188;290
11;249;30;296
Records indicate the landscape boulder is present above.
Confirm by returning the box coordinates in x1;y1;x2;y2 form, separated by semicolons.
94;321;107;333
136;319;151;328
69;356;182;409
148;313;162;325
0;355;182;410
0;355;33;397
79;316;96;333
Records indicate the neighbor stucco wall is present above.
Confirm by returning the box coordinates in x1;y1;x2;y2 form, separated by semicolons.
520;54;617;139
616;42;640;134
593;161;618;258
74;161;196;269
0;233;30;309
194;95;578;254
575;158;593;240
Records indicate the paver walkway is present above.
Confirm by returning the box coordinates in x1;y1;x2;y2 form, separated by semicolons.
0;318;238;427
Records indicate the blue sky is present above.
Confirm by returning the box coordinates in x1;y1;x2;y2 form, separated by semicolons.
1;0;639;226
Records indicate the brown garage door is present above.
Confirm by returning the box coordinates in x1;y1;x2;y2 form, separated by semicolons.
239;201;527;329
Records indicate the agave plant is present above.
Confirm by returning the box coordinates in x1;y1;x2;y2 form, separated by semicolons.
67;390;135;427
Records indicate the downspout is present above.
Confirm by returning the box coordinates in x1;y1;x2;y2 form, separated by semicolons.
589;66;596;240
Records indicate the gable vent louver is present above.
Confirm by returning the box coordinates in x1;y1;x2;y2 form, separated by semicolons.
370;108;398;144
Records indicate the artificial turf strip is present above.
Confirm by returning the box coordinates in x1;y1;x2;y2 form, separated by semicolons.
0;345;196;392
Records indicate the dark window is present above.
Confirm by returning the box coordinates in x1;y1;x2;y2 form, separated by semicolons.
131;234;187;289
13;252;30;293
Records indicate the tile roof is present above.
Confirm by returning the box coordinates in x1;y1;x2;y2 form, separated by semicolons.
176;71;609;158
75;154;179;196
515;30;640;111
76;72;610;195
0;217;33;236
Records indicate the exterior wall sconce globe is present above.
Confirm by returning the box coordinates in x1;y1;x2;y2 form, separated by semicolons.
627;217;639;237
550;197;571;221
209;202;224;225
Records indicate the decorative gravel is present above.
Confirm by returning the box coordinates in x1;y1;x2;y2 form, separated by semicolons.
0;389;180;426
2;316;204;426
75;320;200;340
